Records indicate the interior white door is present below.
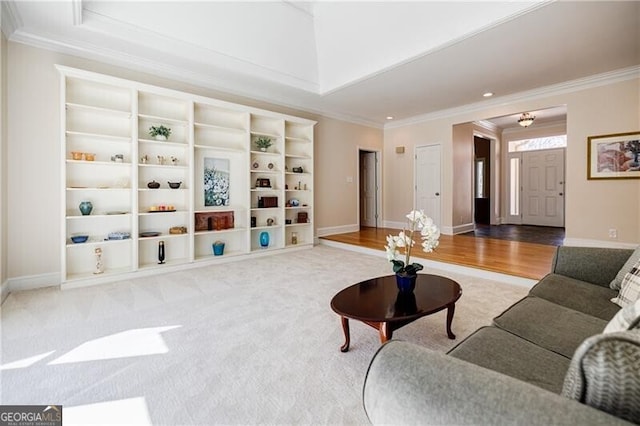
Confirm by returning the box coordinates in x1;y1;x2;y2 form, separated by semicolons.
415;145;441;227
360;151;378;227
522;148;565;227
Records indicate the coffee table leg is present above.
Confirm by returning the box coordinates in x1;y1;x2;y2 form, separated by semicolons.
379;322;392;343
340;316;350;352
446;303;456;339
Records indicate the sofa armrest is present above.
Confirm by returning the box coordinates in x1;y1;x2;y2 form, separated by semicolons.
363;340;633;426
552;246;633;287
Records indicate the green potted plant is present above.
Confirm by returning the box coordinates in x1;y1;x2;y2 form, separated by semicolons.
149;125;172;141
255;136;272;152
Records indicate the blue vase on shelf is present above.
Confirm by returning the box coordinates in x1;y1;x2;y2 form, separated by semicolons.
259;231;269;248
78;201;93;216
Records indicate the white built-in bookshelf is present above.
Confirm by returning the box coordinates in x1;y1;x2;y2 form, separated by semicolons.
59;65;315;287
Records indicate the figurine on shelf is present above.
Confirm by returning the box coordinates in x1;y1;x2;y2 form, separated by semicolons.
140;154;148;164
94;247;104;274
157;155;166;165
171;156;179;166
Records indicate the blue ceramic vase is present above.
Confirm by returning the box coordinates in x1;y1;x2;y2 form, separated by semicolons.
79;201;93;215
259;231;269;248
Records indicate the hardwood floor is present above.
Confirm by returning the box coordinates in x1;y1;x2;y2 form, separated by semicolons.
320;227;557;280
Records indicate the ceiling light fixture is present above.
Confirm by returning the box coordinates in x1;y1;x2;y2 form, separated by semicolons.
483;92;493;98
518;112;536;127
386;116;394;120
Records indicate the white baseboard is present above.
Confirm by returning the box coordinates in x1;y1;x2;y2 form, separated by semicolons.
441;223;475;235
7;272;61;293
316;224;359;237
382;220;404;230
563;238;638;249
1;280;8;305
8;273;61;292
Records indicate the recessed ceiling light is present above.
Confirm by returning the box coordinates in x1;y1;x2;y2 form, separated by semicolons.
483;92;494;98
386;116;394;120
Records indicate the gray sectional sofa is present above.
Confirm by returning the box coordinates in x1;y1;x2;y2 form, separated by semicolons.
363;246;640;425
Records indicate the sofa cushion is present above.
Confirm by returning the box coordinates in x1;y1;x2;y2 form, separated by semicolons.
605;298;640;333
562;330;640;424
530;273;620;320
611;257;640;308
448;326;571;393
610;245;640;290
493;296;607;358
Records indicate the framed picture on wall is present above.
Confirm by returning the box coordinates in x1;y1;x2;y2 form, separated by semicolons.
587;131;640;180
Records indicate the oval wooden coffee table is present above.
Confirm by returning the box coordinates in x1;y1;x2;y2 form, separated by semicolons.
330;274;462;352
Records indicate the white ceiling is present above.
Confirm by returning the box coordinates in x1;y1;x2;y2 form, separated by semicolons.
2;1;639;127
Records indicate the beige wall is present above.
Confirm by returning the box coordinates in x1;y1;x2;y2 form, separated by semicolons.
5;41;382;280
384;78;640;245
315;117;383;231
451;123;474;228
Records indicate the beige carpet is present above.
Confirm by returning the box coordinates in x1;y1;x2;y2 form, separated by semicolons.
0;245;528;425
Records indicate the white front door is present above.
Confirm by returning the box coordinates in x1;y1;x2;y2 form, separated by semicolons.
360;151;378;227
522;148;565;227
415;145;441;227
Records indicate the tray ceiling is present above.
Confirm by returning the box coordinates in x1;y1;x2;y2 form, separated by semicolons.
3;1;639;126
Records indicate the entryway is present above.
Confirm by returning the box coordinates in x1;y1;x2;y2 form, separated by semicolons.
359;149;381;228
506;148;566;227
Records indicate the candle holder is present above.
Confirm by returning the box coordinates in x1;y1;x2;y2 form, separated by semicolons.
158;241;166;264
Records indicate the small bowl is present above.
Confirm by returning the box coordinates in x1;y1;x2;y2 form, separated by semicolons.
168;181;182;189
84;153;96;161
71;235;89;243
71;151;83;160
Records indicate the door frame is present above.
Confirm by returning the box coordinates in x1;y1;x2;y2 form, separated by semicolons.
357;147;382;228
413;143;442;228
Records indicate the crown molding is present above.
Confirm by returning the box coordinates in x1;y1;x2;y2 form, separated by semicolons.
474;120;499;134
0;1;22;38
385;65;640;130
9;28;382;129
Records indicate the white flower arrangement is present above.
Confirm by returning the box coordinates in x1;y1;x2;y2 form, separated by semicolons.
385;210;440;275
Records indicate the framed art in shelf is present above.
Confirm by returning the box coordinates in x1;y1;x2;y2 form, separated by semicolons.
203;157;230;206
587;131;640;180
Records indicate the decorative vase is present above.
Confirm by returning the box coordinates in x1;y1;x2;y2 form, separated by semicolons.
212;242;225;256
259;231;269;248
154;135;167;141
158;241;165;264
79;201;93;216
396;272;417;293
260;147;266;152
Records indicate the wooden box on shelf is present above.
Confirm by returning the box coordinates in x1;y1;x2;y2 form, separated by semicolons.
195;211;235;231
297;212;308;223
258;196;278;208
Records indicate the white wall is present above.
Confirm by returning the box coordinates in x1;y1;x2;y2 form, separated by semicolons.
1;32;7;302
384;77;640;245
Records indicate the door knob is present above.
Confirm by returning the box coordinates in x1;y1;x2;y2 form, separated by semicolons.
559;192;563;196
435;192;440;196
